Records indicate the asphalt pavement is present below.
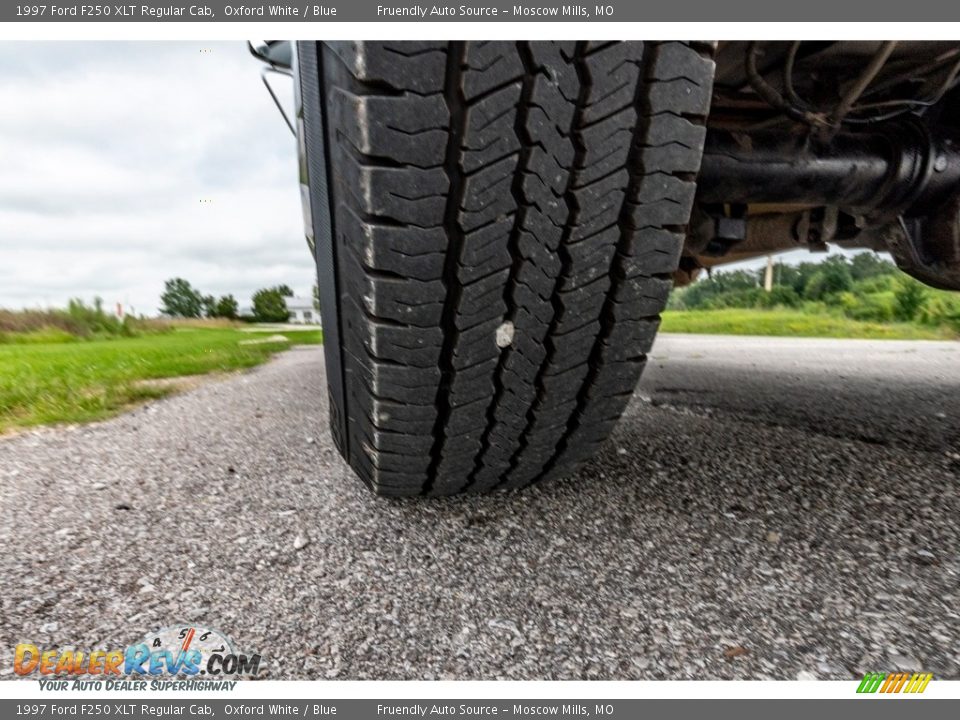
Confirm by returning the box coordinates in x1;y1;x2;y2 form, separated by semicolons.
1;334;958;680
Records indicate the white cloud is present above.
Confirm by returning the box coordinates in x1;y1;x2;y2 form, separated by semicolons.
0;41;313;314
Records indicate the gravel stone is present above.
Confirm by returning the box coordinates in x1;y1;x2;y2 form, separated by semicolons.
0;337;958;680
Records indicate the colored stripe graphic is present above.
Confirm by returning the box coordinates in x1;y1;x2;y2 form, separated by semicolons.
857;672;886;693
857;672;932;694
908;673;933;693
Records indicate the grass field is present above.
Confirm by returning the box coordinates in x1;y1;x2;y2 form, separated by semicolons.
660;308;956;340
3;305;954;435
0;327;322;433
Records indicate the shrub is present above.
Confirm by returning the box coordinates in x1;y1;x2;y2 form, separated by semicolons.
853;273;899;295
842;291;896;322
760;285;802;308
893;277;928;321
0;300;169;343
919;293;960;332
67;297;126;335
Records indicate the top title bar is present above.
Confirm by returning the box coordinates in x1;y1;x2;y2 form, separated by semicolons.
6;1;960;22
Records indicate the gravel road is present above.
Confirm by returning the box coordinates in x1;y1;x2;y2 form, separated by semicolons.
1;334;958;680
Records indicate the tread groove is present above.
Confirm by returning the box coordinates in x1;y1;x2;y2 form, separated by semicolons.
424;41;468;496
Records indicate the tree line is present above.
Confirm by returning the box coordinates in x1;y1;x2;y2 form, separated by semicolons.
668;253;960;331
159;278;318;323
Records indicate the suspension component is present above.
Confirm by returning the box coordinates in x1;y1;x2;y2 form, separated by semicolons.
697;121;960;217
692;120;960;289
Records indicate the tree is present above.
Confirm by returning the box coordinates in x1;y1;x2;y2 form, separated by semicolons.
201;294;217;318
894;277;927;321
213;295;239;320
776;262;812;295
803;256;854;300
277;284;294;297
708;269;759;293
251;287;290;323
160;278;204;318
850;252;897;281
312;284;321;312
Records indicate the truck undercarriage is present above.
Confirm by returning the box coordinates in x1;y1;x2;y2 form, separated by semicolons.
688;41;960;291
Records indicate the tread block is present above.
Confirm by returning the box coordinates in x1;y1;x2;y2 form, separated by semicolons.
339;160;448;225
330;90;448;166
326;41;447;94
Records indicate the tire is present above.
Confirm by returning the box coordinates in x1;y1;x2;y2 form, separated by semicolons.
296;41;715;496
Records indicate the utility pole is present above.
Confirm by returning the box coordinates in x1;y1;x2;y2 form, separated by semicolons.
764;255;774;292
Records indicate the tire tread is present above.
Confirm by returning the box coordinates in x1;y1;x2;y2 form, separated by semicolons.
312;41;714;495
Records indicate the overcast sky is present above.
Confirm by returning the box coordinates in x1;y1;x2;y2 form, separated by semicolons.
0;41;311;315
0;42;869;315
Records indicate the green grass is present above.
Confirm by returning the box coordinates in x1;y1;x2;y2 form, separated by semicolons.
660;308;956;340
0;327;80;345
0;327;322;433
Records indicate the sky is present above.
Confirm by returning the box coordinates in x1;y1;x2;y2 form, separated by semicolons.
0;42;865;315
0;41;311;316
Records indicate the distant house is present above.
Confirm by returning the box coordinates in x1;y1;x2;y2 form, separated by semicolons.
286;296;320;325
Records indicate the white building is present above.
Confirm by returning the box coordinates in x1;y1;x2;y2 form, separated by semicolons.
286;296;320;325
